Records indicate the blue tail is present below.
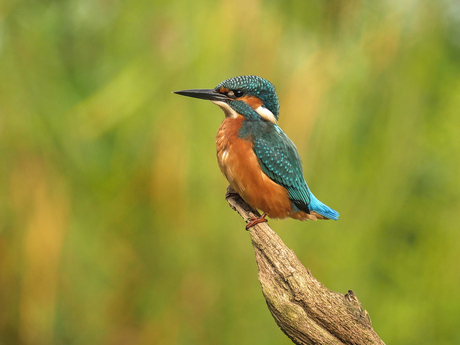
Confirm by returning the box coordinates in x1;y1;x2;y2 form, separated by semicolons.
309;193;339;220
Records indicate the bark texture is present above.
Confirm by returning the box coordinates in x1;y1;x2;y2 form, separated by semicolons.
226;187;385;345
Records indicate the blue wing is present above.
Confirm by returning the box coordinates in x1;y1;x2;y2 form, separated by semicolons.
252;124;339;220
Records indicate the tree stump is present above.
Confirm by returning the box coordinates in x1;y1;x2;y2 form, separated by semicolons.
226;187;385;345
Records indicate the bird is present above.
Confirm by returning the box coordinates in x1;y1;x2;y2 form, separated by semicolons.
174;75;339;229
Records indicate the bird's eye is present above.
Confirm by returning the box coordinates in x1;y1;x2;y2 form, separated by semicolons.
225;90;244;98
234;90;244;98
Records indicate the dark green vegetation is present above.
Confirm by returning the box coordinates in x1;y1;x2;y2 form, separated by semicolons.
1;1;460;344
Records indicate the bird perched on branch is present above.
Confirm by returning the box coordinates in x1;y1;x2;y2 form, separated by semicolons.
174;75;339;229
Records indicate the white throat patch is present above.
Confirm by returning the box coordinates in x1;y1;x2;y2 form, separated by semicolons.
212;101;277;124
212;101;238;118
255;105;277;124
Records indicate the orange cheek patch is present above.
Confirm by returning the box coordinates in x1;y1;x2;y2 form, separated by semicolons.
239;95;263;109
219;87;229;94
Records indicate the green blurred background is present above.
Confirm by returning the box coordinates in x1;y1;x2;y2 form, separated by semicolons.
1;0;460;344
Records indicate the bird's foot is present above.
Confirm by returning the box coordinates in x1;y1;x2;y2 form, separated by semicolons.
246;213;268;230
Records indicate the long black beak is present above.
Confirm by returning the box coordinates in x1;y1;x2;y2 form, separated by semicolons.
173;89;229;102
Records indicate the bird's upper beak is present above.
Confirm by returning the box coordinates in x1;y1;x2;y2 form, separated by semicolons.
173;89;229;102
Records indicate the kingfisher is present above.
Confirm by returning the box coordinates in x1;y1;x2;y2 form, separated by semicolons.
174;75;339;229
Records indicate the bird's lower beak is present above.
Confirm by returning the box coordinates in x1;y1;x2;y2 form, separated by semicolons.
173;89;228;102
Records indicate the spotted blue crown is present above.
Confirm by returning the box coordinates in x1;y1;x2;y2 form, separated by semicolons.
215;75;280;121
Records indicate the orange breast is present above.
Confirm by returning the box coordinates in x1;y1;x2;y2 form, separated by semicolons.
216;116;293;219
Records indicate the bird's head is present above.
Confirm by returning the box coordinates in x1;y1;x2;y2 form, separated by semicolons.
174;75;279;124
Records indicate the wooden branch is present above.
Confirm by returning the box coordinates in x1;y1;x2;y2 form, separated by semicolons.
225;186;385;345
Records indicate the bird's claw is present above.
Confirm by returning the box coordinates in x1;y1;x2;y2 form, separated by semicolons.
245;213;268;230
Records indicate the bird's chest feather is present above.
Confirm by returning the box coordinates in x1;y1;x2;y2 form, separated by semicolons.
215;116;249;183
215;117;292;218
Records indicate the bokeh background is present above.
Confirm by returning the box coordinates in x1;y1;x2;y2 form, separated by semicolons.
1;0;460;344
